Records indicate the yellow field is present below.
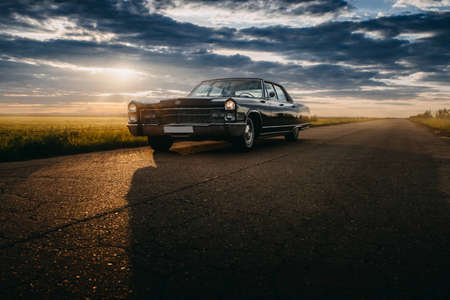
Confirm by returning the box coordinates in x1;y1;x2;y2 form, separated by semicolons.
409;117;450;135
0;116;146;161
310;117;379;127
0;115;380;162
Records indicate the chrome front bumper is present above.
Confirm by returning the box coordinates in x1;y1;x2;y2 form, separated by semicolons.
127;123;246;139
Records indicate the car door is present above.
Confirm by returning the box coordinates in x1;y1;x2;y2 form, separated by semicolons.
261;82;279;130
273;84;296;127
250;81;270;128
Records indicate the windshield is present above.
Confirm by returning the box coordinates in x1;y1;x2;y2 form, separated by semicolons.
188;79;263;98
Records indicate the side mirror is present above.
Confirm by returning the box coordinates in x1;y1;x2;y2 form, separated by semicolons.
269;91;275;98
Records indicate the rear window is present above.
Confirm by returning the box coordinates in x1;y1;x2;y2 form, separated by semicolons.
274;85;288;102
264;82;277;100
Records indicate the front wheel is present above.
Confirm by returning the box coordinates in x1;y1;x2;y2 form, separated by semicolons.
232;118;255;151
285;127;300;142
148;136;173;152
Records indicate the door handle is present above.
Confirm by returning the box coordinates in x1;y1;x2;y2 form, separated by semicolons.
279;103;284;106
260;100;266;103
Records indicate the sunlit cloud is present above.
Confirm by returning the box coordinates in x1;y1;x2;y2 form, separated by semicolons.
375;71;450;92
2;14;116;42
352;30;385;40
393;0;450;11
396;32;435;41
153;1;341;28
212;48;323;67
1;56;146;79
97;89;186;98
212;49;288;64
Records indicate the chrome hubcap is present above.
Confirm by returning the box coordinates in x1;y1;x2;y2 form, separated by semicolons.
244;120;253;146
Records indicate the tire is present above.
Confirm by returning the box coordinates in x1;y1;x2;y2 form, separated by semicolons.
232;118;255;151
148;136;173;152
285;127;300;142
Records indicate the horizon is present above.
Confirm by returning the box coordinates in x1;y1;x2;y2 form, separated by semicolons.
0;112;403;118
1;0;450;118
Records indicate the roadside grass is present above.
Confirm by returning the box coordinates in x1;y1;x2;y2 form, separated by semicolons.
409;109;450;136
0;116;147;162
310;117;380;127
409;117;450;136
0;115;380;162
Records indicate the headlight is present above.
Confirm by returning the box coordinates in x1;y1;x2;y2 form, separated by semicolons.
128;103;137;112
129;113;137;123
225;100;236;110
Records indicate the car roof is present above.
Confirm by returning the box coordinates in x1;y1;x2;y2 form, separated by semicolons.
201;77;281;85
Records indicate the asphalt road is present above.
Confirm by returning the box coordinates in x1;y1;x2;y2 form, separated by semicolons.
1;119;449;299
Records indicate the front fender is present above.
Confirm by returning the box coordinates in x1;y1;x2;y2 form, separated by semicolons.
233;99;264;124
246;110;263;124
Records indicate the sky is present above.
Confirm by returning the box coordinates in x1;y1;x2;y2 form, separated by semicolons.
0;0;449;117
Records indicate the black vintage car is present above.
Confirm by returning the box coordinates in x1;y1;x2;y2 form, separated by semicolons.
127;78;310;151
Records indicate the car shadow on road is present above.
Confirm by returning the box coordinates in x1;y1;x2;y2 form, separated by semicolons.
126;140;450;299
166;137;308;157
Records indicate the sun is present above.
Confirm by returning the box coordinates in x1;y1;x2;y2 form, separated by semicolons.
110;68;138;79
99;67;146;83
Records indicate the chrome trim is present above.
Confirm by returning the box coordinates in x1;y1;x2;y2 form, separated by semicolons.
262;124;298;128
140;107;226;125
296;123;311;129
262;123;310;129
130;122;307;129
141;107;223;111
260;130;291;136
140;123;246;127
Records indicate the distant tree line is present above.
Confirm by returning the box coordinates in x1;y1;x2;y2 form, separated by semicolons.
412;108;450;119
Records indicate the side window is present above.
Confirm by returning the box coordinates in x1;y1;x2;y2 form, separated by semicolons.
274;85;288;102
264;82;277;100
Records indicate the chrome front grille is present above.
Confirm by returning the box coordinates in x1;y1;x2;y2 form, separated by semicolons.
140;108;224;124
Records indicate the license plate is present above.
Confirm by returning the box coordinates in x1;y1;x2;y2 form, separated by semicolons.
163;126;194;133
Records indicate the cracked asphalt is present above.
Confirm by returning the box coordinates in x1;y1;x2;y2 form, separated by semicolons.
1;119;449;299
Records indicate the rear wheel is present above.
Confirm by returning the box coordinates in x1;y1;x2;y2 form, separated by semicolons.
148;136;173;152
285;127;300;142
232;118;255;151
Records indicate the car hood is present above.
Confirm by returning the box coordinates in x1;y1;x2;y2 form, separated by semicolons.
132;97;229;109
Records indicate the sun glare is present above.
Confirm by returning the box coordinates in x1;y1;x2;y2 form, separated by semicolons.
110;68;138;79
96;66;145;82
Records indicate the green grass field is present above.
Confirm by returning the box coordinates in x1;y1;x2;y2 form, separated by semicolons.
409;117;450;135
0;115;379;162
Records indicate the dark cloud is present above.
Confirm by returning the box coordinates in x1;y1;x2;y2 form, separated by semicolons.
313;87;429;101
0;34;380;90
3;0;446;70
150;0;350;16
0;0;236;48
291;0;350;14
0;59;43;84
0;0;449;110
358;12;450;38
240;12;450;69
